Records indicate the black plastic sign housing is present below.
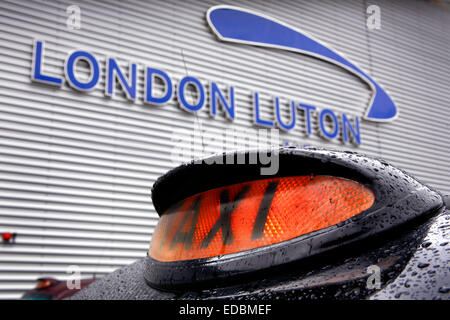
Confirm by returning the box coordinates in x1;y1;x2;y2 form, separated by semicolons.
145;147;444;290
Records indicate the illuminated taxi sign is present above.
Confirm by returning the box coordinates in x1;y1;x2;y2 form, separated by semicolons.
145;148;443;289
149;175;375;262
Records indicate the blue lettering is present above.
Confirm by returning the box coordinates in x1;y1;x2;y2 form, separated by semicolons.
274;98;296;131
253;92;274;127
342;114;361;145
178;76;205;112
106;58;137;100
319;109;339;139
31;41;63;86
65;50;100;91
298;103;316;135
210;82;235;120
145;67;173;105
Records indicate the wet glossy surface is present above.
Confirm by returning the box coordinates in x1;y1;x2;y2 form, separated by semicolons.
70;148;448;299
70;209;448;300
370;211;449;300
146;147;444;289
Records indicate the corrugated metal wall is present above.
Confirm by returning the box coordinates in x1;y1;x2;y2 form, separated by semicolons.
0;0;449;299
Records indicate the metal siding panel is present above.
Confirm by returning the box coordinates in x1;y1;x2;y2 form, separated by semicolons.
0;0;449;299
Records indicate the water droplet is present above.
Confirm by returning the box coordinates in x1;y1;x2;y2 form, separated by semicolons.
438;287;449;294
418;262;430;269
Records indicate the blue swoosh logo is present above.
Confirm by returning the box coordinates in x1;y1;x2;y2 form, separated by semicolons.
206;5;398;122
